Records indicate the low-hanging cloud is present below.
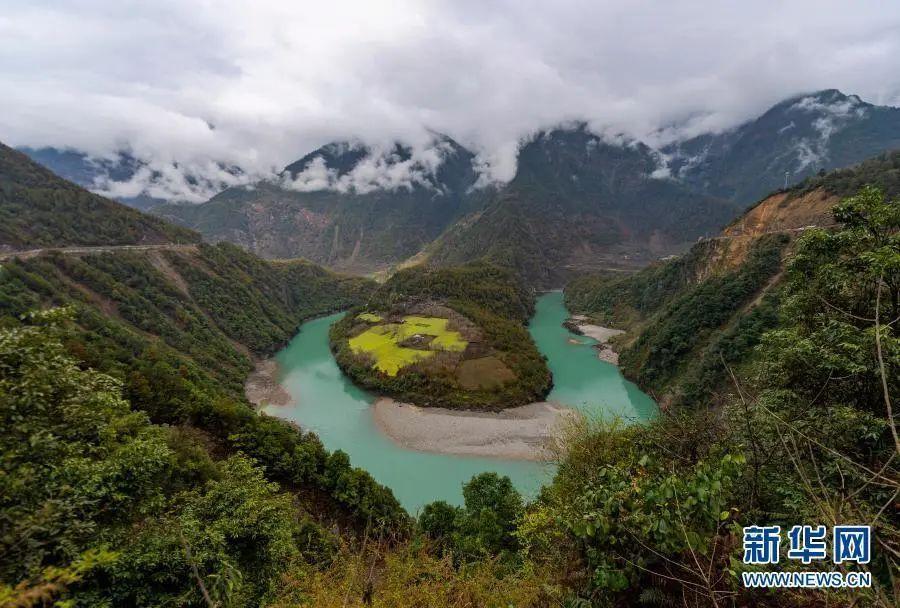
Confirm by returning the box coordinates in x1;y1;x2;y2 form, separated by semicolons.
92;160;257;204
282;139;456;195
790;93;868;170
1;0;899;201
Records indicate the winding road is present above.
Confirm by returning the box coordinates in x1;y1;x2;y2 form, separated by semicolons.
0;243;199;261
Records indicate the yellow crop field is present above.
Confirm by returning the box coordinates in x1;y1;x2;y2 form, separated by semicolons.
356;312;383;323
400;316;468;351
348;315;468;376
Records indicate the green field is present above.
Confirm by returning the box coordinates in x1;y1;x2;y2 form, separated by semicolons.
348;315;468;376
356;312;383;323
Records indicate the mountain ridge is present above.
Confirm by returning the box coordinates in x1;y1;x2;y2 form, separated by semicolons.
20;89;900;285
565;148;900;407
0;142;199;250
662;89;900;203
154;134;486;272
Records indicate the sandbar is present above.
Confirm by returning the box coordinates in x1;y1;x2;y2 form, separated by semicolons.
372;398;578;461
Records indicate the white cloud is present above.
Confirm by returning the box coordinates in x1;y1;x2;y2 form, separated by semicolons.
788;93;869;171
282;139;456;194
283;157;338;193
0;0;898;201
92;159;258;203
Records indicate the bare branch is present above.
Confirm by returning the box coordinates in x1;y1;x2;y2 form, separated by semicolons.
179;531;217;608
874;274;900;456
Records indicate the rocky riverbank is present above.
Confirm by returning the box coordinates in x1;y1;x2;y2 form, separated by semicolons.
244;359;292;408
565;315;624;364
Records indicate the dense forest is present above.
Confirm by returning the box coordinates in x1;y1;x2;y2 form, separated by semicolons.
329;263;552;409
1;242;414;605
567;150;900;408
790;149;900;200
0;143;198;249
415;126;741;287
420;186;897;606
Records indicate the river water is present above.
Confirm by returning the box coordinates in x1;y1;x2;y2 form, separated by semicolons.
264;291;655;513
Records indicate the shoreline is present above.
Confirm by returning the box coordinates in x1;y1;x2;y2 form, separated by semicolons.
372;397;579;461
566;316;625;365
244;359;292;408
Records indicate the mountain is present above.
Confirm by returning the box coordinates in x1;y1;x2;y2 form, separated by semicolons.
425;91;900;285
424;127;739;285
158;129;741;285
149;90;900;286
0;145;412;603
19;146;245;209
663;89;900;204
566;148;900;408
0;142;198;250
155;136;485;272
3;132;896;605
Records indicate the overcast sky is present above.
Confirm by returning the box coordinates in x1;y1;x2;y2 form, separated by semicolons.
2;0;899;186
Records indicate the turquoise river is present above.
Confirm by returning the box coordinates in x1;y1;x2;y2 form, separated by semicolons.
265;291;656;513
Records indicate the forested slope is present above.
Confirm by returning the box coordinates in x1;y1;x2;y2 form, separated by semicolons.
3;142;896;606
154;137;485;272
1;241;412;604
424;127;739;287
408;183;897;606
566;150;900;407
0;142;198;249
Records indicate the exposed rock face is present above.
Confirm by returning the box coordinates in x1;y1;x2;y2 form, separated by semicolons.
722;188;839;237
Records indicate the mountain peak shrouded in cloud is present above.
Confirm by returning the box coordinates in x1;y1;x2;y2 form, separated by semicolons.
21;89;900;210
19;146;258;208
279;135;477;195
3;1;899;202
662;88;900;203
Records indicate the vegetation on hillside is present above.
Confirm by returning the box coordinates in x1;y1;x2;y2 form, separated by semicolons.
426;127;738;287
791;149;900;201
373;262;536;322
525;186;897;606
0;142;198;248
566;154;900;407
329;263;551;409
3;128;897;607
1;313;339;606
566;234;788;406
315;183;899;607
566;238;726;327
154;136;485;270
0;243;407;545
619;234;788;396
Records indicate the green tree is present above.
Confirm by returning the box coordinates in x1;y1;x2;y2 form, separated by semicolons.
0;310;333;607
459;473;524;556
0;308;171;583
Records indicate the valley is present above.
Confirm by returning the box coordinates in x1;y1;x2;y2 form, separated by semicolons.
3;113;898;606
259;290;655;511
6;0;900;603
